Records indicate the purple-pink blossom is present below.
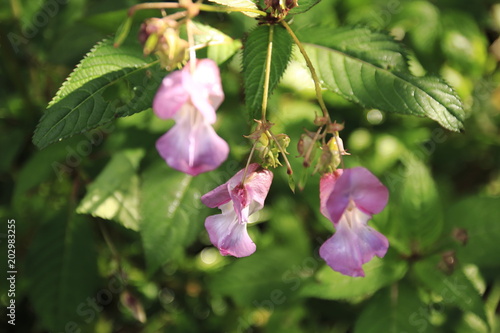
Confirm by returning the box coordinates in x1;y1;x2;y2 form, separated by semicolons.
153;59;229;176
319;167;389;277
201;163;273;257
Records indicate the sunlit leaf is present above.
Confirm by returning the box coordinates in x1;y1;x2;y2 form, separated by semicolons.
32;36;163;149
191;21;242;64
77;149;145;230
297;26;465;131
208;0;260;17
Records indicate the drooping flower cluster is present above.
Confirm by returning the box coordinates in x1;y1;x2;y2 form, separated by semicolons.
201;163;273;257
143;12;390;278
153;59;229;176
319;167;389;277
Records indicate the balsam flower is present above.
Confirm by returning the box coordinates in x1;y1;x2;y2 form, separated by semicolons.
319;167;389;277
153;59;229;176
201;163;273;257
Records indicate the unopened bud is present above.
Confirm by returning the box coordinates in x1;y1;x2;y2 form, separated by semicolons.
275;133;290;150
156;30;189;69
138;18;168;46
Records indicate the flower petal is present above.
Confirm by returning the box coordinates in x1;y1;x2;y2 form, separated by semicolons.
319;207;389;277
185;59;224;124
319;170;343;220
205;203;256;257
326;167;388;222
244;168;274;214
152;70;189;119
320;231;365;277
201;184;231;208
156;105;229;176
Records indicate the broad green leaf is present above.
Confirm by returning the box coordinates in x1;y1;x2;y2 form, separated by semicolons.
208;247;306;307
190;21;242;64
25;213;99;332
354;282;438;333
387;153;443;251
297;26;465;131
299;255;408;300
208;0;260;17
413;255;488;324
446;197;500;267
33;37;163;149
289;0;321;15
77;149;145;231
243;24;293;120
140;162;209;274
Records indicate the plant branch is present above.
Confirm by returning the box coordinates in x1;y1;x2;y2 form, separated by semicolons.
281;20;331;122
261;24;274;122
198;4;266;16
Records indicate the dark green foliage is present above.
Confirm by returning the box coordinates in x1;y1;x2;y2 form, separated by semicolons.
243;24;293;120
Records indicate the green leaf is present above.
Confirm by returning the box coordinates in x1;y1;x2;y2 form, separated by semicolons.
208;0;260;17
190;21;242;64
387;153;443;251
208;248;306;307
299;255;408;300
32;37;163;149
289;0;321;15
297;26;465;131
446;197;500;267
413;255;488;324
140;162;209;274
77;149;145;231
354;282;438;333
25;213;99;332
243;24;293;120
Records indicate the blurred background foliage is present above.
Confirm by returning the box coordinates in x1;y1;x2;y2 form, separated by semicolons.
1;0;500;332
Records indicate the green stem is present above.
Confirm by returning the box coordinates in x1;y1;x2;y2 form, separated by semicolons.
186;19;197;73
241;140;258;184
128;2;181;16
198;4;266;16
261;25;274;122
281;20;331;122
303;127;322;167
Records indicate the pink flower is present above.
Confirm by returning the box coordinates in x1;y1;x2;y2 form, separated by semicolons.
153;59;229;176
319;167;389;277
201;163;273;257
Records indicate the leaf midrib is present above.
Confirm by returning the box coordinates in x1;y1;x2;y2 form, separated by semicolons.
304;42;461;128
35;60;160;147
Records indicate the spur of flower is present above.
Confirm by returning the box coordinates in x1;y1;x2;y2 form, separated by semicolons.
319;167;389;277
201;163;273;257
153;58;229;176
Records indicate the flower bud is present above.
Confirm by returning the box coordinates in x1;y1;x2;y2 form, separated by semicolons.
139;18;187;69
